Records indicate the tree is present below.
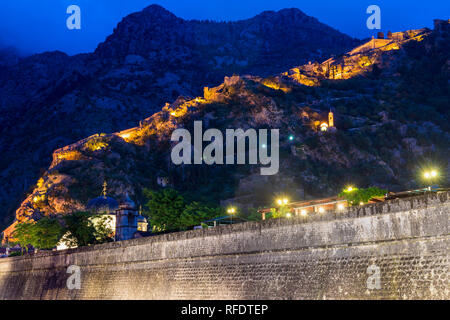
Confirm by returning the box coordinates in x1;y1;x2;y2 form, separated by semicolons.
270;206;291;219
246;208;266;221
12;222;34;249
62;212;96;247
339;187;387;206
143;188;186;231
13;212;114;251
13;218;64;250
62;212;113;247
387;31;393;39
179;202;221;229
89;214;115;243
143;188;224;231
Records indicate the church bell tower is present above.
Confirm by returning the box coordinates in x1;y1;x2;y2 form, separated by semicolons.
328;110;334;128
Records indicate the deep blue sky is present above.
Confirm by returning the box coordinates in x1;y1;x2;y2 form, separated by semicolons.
0;0;448;55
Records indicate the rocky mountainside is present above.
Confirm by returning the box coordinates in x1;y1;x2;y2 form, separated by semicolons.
10;21;449;225
0;5;359;228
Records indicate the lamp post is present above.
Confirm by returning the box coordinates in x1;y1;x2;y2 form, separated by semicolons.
423;169;438;191
276;197;290;218
227;207;236;224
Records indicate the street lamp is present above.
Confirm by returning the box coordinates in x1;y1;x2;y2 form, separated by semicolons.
423;169;439;190
227;207;237;224
276;198;289;206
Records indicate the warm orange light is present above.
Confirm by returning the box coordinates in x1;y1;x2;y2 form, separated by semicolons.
320;123;329;132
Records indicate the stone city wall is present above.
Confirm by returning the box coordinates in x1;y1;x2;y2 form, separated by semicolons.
0;191;448;300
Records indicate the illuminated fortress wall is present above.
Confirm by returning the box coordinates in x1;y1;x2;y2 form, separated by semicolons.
0;192;448;300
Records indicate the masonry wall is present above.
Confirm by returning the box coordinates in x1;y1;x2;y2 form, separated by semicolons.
0;192;448;300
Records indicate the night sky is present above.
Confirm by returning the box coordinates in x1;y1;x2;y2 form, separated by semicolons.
0;0;448;55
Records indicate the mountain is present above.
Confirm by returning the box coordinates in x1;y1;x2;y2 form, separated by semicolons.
9;20;449;226
0;47;20;67
0;5;359;228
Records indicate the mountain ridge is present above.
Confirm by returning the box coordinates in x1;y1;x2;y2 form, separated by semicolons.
0;5;360;228
7;21;449;227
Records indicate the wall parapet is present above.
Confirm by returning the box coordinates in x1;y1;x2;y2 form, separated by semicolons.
3;191;449;262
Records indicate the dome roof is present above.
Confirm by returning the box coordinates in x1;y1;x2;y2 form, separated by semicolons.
137;215;147;223
87;196;119;214
120;193;136;209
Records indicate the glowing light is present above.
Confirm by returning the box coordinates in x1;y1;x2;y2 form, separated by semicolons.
424;169;438;180
344;186;358;193
320;123;329;132
318;207;325;213
170;112;176;116
33;196;39;203
227;207;236;214
276;198;289;206
360;202;364;206
262;144;267;149
289;135;294;141
300;209;307;216
286;213;292;218
337;204;345;211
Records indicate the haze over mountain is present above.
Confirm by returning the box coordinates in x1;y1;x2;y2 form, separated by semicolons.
0;5;360;228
